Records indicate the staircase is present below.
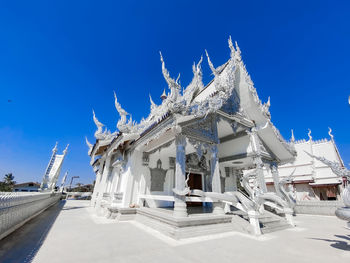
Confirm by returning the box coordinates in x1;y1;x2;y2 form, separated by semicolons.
229;208;292;234
258;212;292;234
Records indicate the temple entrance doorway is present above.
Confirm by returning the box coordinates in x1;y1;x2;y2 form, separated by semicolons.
186;173;203;207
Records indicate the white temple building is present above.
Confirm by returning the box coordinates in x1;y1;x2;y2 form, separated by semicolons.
40;142;69;192
86;38;307;236
265;129;344;201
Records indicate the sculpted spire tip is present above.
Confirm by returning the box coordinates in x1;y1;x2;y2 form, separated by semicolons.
308;129;312;141
291;129;295;143
205;49;218;76
328;127;334;141
63;144;69;155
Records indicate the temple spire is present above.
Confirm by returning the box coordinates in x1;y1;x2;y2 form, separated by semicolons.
328;127;334;141
149;94;157;111
234;41;242;61
92;109;104;139
52;141;58;154
114;91;131;132
85;136;93;148
308;129;312;141
291;129;295;143
205;49;218;76
85;136;93;154
63;144;69;155
228;36;235;58
160;89;167;101
159;51;181;101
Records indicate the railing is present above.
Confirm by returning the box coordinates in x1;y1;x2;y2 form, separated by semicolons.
0;192;61;240
66;192;92;199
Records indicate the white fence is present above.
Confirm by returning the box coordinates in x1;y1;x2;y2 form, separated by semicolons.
295;200;344;216
66;192;92;199
0;192;61;240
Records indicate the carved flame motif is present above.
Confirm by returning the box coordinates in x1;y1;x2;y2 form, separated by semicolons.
88;36;295;158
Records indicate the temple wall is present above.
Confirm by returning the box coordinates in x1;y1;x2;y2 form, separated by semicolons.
143;153;174;208
295;200;344;216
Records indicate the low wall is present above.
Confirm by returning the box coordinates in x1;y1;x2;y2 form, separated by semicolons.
0;192;61;240
295;200;344;216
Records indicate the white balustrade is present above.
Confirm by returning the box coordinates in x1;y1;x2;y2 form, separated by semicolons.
0;192;61;240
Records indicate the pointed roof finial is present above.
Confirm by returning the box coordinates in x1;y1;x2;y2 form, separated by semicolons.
291;129;295;143
85;136;93;149
52;142;58;153
308;129;312;141
328;127;334;141
149;94;157;111
235;41;241;59
114;91;128;117
228;36;235;58
266;96;270;108
160;89;167;100
159;51;181;91
92;109;104;128
205;49;218;76
63;144;69;155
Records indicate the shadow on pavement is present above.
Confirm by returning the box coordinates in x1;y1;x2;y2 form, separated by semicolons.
0;200;66;263
310;234;350;251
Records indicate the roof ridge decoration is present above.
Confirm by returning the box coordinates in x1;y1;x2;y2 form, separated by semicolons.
85;136;93;155
308;129;312;141
92;109;116;141
304;151;349;180
92;110;106;140
328;127;334;141
89;37;295;157
290;129;295;143
114;91;136;133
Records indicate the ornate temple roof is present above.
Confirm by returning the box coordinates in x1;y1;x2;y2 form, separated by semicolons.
87;37;296;163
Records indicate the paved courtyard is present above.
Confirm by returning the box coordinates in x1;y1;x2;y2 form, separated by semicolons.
0;200;349;263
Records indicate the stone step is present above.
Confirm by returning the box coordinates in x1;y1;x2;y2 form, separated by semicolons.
135;212;238;240
263;220;289;228
258;217;281;224
261;223;292;234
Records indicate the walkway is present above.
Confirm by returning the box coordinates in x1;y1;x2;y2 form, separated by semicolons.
0;200;349;263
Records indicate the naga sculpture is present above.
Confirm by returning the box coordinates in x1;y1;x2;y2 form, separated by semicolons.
278;169;297;209
240;170;291;212
305;151;350;228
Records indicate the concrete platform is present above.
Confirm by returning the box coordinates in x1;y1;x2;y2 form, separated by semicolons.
0;200;349;263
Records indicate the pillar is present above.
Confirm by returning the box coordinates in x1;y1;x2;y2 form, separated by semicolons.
248;127;268;193
270;162;282;197
173;134;188;217
210;145;225;215
253;155;268;193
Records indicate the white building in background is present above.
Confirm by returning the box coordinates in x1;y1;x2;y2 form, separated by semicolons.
13;182;40;192
265;129;345;201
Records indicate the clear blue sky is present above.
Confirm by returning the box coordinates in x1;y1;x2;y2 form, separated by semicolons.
0;0;349;185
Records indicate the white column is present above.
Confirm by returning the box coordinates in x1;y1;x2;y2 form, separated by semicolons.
253;155;268;193
210;145;225;215
96;156;111;212
270;162;282;197
248;128;268;193
173;134;188;217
